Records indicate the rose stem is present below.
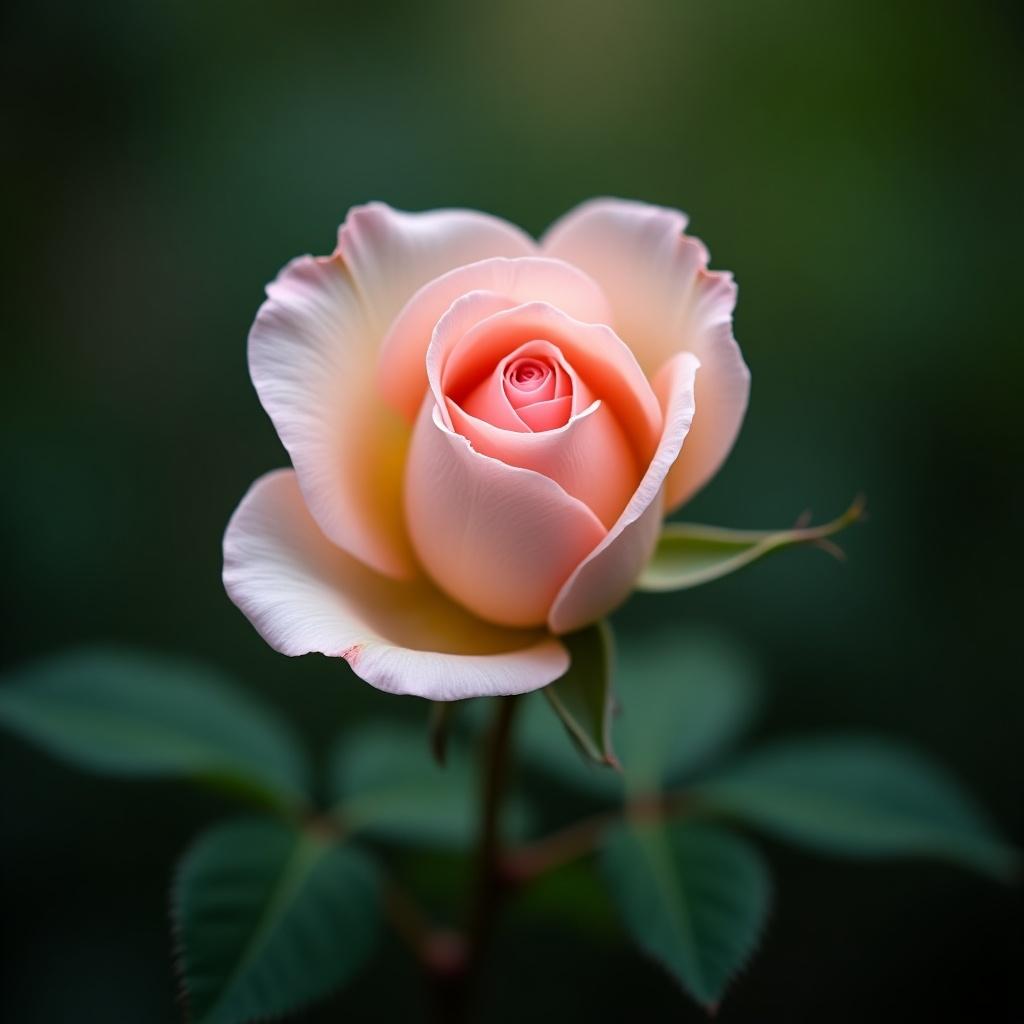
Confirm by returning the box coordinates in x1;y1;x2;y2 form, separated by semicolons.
434;693;520;1022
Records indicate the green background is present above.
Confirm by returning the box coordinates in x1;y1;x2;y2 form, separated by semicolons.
2;0;1020;1019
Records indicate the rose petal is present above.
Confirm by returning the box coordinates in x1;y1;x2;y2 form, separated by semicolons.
447;395;638;529
224;469;569;700
543;198;749;509
249;253;416;578
405;400;608;628
514;396;573;432
378;256;613;422
460;340;572;432
433;298;663;465
548;351;700;634
338;202;536;337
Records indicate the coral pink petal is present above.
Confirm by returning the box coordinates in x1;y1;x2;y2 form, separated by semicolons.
543;198;749;508
438;300;663;464
223;469;569;700
447;393;637;529
503;357;558;408
460;366;530;432
459;339;572;432
378;257;613;422
405;401;607;628
249;253;416;579
548;351;700;634
515;396;573;432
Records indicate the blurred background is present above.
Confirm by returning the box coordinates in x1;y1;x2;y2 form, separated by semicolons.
2;0;1021;1020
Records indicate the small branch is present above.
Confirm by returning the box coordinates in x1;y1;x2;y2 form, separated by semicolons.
502;791;692;882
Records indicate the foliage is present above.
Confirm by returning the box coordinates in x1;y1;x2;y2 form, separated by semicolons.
0;604;1015;1020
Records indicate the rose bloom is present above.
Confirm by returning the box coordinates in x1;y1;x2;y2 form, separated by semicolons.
224;199;749;700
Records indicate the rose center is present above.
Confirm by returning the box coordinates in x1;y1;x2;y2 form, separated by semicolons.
505;357;552;394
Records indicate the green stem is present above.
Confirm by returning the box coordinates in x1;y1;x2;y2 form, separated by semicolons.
434;694;520;1022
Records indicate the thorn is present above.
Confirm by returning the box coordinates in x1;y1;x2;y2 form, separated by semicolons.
705;1000;720;1018
793;508;813;530
813;538;846;562
848;492;868;521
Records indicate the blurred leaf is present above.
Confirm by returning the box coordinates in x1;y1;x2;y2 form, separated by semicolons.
329;720;529;847
543;621;618;767
174;817;379;1024
615;630;759;795
694;736;1018;881
602;820;771;1009
637;497;865;592
0;648;309;810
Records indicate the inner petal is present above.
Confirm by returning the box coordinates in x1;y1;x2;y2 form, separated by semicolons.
457;339;577;432
504;356;557;407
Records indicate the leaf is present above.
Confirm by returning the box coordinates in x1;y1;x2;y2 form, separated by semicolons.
515;628;757;800
514;690;625;802
328;720;529;847
694;736;1018;881
637;496;865;592
602;820;771;1009
174;817;379;1024
542;621;618;767
0;648;309;810
615;629;759;795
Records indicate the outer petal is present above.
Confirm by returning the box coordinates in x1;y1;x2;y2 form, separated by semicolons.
548;352;700;634
542;198;750;509
337;203;536;340
223;469;569;700
249;253;416;579
405;400;608;629
378;256;612;422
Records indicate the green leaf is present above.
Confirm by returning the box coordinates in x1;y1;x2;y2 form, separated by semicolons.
615;629;759;794
543;621;618;767
602;820;771;1009
637;496;865;592
0;648;309;810
329;720;530;847
174;817;379;1024
694;736;1018;881
515;628;757;799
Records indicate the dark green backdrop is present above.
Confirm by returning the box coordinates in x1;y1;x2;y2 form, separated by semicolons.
2;1;1021;1020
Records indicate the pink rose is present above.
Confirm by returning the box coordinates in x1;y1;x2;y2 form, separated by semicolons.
223;199;749;700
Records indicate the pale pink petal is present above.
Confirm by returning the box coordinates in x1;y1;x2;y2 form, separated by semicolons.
662;306;750;511
405;401;607;628
224;469;569;700
548;352;700;634
249;254;416;579
378;256;613;422
337;203;536;339
543;198;749;508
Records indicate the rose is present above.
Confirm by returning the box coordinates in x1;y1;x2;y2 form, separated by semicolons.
223;199;749;700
